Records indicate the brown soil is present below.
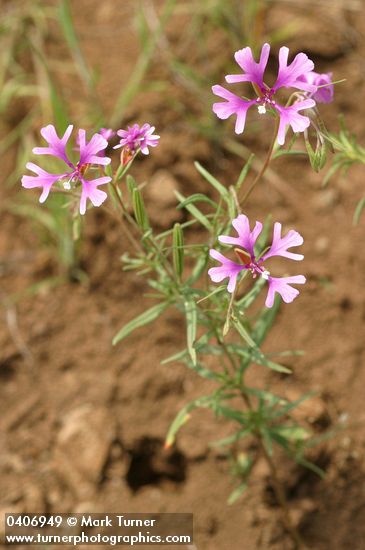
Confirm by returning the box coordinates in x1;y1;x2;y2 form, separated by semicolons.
1;1;365;549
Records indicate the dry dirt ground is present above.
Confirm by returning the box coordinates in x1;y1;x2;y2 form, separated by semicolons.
1;1;365;549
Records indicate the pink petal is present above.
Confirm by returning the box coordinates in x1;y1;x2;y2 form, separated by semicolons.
226;43;270;90
78;130;110;166
33;124;74;167
79;176;110;215
261;222;304;261
265;275;306;308
21;162;67;203
312;72;334;104
273;47;316;93
218;214;262;258
208;249;244;293
212;85;256;134
99;128;116;140
275;99;315;145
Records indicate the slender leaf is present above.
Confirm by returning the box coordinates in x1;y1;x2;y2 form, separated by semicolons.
353;196;365;225
232;317;256;348
227;482;247;505
165;395;212;448
194;161;228;198
113;302;169;345
175;191;212;231
177;193;217;209
172;223;184;279
184;297;197;365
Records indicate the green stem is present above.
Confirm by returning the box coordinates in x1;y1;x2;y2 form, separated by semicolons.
110;181;143;252
240;389;306;549
238;116;280;207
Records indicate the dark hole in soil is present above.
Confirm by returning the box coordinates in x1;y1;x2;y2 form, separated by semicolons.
264;451;331;506
126;436;187;492
0;354;20;381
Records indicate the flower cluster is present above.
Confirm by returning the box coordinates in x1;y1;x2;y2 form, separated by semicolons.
212;43;333;144
114;123;160;155
299;71;334;104
22;123;159;214
208;214;306;307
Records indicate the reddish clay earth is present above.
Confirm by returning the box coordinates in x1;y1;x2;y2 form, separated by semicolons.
1;1;365;549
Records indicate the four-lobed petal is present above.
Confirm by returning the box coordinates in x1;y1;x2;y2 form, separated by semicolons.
212;85;256;134
218;214;262;258
208;250;244;294
33;124;74;168
272;47;316;93
226;43;270;90
275;99;315;146
265;275;306;308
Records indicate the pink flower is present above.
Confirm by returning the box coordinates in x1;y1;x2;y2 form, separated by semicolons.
97;128;116;157
22;125;111;215
99;128;116;141
114;123;160;155
212;43;316;144
298;71;334;104
208;214;306;307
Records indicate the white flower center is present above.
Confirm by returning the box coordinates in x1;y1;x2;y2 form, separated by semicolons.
257;105;267;115
261;270;270;280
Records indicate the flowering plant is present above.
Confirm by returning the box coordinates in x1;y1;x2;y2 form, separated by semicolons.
21;43;339;548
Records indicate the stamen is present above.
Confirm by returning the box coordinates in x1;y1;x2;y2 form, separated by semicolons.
63;178;72;190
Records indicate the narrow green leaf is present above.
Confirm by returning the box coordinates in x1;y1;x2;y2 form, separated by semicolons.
58;0;98;98
272;392;315;419
236;278;266;309
162;348;221;381
194;161;228;197
353;196;365;225
184;298;197;365
252;297;280;346
210;429;250;449
165;408;191;449
165;395;212;448
235;154;254;190
296;457;325;478
126;174;137;198
48;74;69;132
271;425;310;441
104;163;112;178
113;302;169;345
261;427;273;456
232;317;256;348
172;223;184;279
110;0;177;125
132;188;150;231
251;350;292;374
161;349;187;365
215;405;248;424
227;482;247;505
187;253;210;285
177;193;217;209
175;191;212;231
